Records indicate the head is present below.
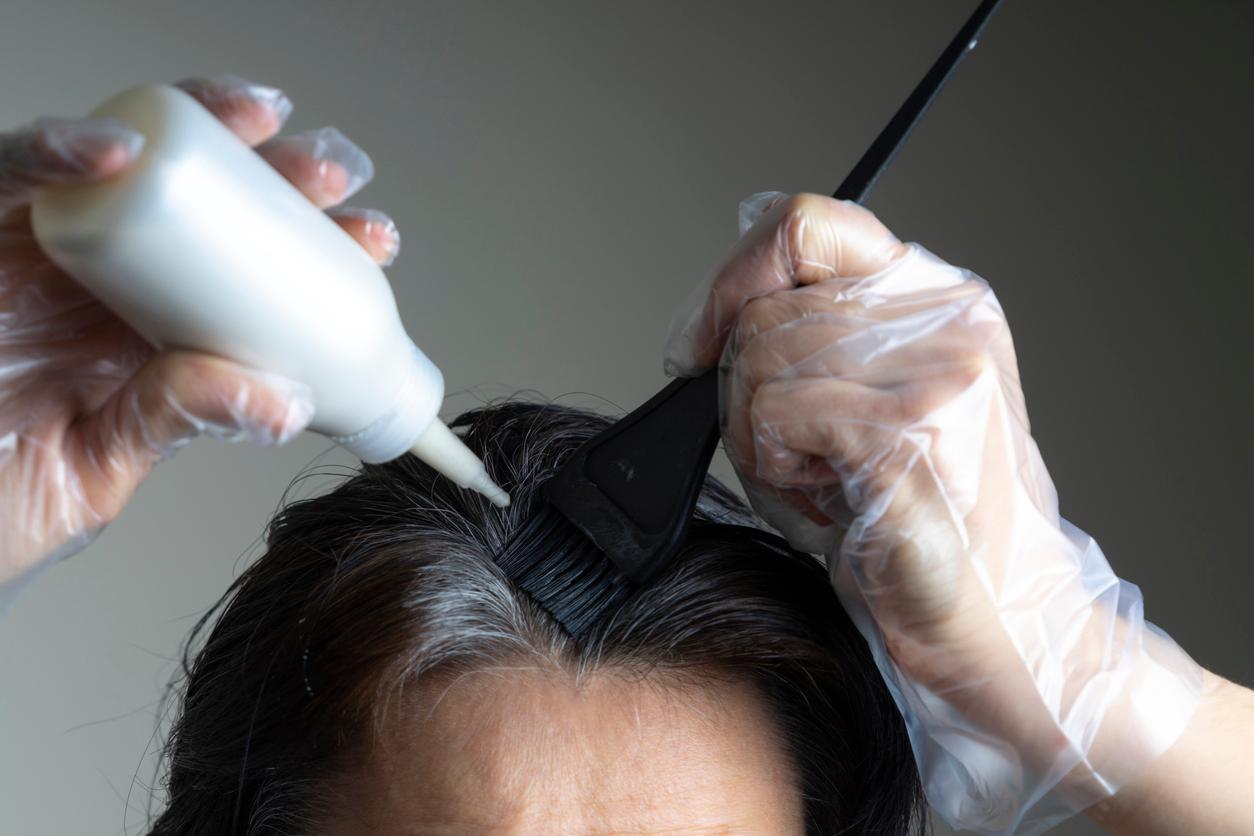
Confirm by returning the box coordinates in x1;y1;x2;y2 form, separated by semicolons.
150;401;926;835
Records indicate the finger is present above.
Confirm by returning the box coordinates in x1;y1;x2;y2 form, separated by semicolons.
665;193;908;374
68;350;315;518
326;206;401;266
0;117;145;211
746;367;1001;522
254;127;374;208
726;287;850;351
172;74;293;146
0;248;136;376
724;362;988;526
735;377;900;491
752;375;986;615
730;312;996;399
730;266;988;349
739;476;844;550
738;376;936;554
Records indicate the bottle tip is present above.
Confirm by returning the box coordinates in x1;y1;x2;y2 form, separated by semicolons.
470;471;511;508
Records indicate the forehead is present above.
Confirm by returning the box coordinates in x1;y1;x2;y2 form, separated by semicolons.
322;667;804;834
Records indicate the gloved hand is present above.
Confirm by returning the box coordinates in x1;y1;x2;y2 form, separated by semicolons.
0;74;401;604
665;192;1203;835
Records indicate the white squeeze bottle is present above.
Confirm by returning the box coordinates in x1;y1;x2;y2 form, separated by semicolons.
29;83;510;507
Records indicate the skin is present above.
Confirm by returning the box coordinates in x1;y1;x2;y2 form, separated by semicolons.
680;192;1254;834
4;75;1251;833
322;669;805;835
1086;670;1254;835
0;75;398;581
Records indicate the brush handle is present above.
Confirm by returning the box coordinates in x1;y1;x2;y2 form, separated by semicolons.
566;0;1006;584
649;0;1007;509
834;0;1005;204
545;370;720;583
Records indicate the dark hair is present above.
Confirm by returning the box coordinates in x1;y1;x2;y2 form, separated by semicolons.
148;401;926;835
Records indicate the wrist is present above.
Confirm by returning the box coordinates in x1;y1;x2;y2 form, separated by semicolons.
1053;622;1204;811
1085;670;1250;834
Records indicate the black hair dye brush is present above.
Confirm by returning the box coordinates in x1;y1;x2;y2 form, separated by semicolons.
497;0;1006;641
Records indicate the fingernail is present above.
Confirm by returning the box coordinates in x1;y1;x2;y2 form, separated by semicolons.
176;74;294;127
380;219;401;266
77;117;146;158
329;206;400;265
266;88;295;126
293;126;375;201
31;116;146;174
238;80;294;127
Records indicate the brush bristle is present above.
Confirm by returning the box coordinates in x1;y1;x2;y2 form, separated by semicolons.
496;503;635;641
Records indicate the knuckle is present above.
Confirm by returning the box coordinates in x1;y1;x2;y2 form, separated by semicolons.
897;358;989;419
900;386;946;420
732;292;788;351
776;193;876;281
780;192;830;222
892;382;933;421
963;350;995;383
738;293;781;331
155;352;233;406
779;191;877;234
148;351;189;391
777;196;820;253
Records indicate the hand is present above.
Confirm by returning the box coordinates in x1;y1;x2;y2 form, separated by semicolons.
665;192;1203;833
0;74;402;591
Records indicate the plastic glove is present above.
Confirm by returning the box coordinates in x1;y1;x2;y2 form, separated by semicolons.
0;74;401;609
665;192;1203;835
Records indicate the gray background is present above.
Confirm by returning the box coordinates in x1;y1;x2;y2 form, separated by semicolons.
2;1;1251;834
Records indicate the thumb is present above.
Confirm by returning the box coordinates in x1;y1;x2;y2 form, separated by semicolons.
663;193;905;378
76;349;314;483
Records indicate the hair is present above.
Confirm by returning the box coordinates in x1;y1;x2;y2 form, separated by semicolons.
147;400;927;835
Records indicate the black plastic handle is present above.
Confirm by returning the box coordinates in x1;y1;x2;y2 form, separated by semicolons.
545;370;719;583
557;0;1006;583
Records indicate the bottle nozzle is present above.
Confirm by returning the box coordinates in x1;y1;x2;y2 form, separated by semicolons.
468;471;511;508
408;418;511;507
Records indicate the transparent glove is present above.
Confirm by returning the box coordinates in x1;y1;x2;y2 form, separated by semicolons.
665;192;1203;835
0;74;402;609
